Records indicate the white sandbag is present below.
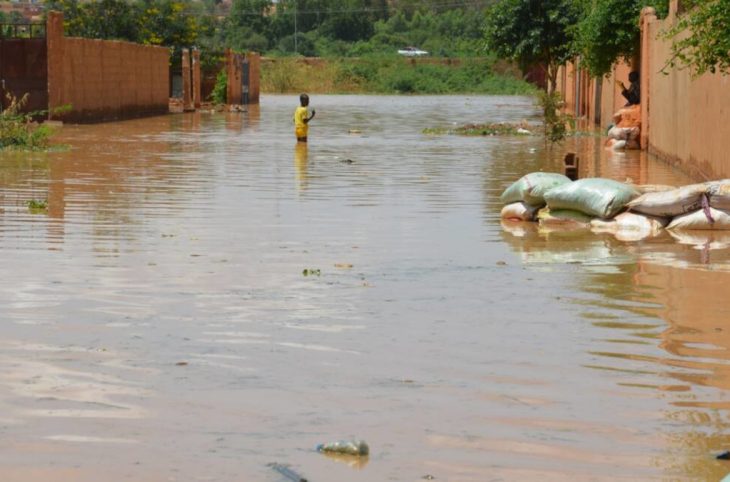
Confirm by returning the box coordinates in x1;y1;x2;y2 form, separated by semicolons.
708;180;730;210
627;183;709;217
667;207;730;230
607;126;639;141
500;202;539;221
544;178;639;218
590;212;667;241
613;212;668;231
500;172;572;206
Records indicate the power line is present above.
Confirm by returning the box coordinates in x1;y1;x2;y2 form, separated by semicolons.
226;0;490;16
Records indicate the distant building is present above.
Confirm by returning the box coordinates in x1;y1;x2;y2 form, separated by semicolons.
0;0;43;22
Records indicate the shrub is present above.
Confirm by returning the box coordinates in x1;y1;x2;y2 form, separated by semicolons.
0;94;54;150
210;69;227;104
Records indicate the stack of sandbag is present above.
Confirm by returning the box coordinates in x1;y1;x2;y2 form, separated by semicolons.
500;172;571;221
627;181;730;230
606;126;640;150
543;178;640;219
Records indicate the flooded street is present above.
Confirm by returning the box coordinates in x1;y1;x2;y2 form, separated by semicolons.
2;94;730;481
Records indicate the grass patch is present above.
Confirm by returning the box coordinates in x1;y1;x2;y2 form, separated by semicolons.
27;199;48;213
261;56;537;95
424;122;539;136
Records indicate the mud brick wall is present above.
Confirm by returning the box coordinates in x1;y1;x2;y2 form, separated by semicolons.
47;12;169;123
1;38;48;113
247;52;260;105
642;3;730;179
226;49;243;105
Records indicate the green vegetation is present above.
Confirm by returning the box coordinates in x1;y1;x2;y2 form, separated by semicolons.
423;122;537;136
663;0;730;75
483;0;671;80
27;199;49;213
45;0;212;66
536;91;573;143
0;94;55;151
573;0;667;77
262;57;536;95
225;0;490;58
210;69;228;104
484;0;581;93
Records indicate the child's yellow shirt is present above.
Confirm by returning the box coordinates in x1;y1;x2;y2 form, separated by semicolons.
294;106;309;138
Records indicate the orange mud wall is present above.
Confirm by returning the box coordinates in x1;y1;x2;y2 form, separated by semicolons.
47;12;169;123
558;60;632;130
642;4;730;179
225;49;260;105
556;0;730;179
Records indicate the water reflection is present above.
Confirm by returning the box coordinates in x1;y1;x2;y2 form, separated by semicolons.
294;142;309;190
3;95;730;481
493;127;730;479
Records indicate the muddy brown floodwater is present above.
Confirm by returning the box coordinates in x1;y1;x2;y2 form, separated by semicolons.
1;95;730;482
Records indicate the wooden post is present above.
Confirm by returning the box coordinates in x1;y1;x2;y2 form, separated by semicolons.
564;152;579;181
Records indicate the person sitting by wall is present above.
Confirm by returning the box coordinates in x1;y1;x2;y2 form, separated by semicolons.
616;71;640;106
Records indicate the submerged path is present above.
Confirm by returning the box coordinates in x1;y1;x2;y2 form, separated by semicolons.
0;95;728;481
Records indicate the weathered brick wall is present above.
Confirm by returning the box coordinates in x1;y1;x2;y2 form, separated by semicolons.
1;38;48;113
247;52;260;104
47;12;169;123
226;49;243;105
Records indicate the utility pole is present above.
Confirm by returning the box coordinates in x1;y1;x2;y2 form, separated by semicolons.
294;0;298;54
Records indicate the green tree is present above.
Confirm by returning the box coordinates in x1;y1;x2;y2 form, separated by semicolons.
484;0;581;92
319;0;375;42
136;0;200;48
574;0;666;77
663;0;730;75
46;0;138;40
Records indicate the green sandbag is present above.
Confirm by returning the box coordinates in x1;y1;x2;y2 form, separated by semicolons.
544;178;640;219
500;172;572;207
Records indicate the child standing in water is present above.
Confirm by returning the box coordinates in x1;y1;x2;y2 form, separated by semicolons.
293;93;316;142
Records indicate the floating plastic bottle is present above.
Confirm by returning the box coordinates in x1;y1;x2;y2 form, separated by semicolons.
316;439;369;457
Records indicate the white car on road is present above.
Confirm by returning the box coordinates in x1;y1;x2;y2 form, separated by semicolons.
397;46;429;57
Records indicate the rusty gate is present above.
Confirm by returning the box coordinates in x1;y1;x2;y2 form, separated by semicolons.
0;23;48;113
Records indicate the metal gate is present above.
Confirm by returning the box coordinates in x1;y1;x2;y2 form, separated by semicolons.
241;57;250;105
0;23;48;113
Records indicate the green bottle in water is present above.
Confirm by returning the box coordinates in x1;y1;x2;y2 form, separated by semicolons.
316;439;369;456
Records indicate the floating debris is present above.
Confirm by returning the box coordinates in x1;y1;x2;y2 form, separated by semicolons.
316;439;369;457
268;462;308;482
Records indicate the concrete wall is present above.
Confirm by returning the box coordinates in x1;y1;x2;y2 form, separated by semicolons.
556;1;730;180
47;12;169;123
